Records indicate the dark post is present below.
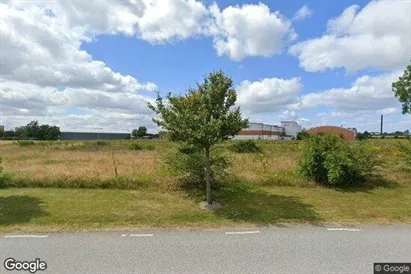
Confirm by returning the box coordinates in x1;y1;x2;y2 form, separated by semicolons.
380;115;383;135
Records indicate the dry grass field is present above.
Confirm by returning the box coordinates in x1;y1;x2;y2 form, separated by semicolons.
0;139;410;231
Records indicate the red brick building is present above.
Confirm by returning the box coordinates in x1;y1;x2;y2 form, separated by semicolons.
306;126;356;140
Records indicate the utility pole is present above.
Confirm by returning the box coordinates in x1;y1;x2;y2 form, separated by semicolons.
380;115;383;135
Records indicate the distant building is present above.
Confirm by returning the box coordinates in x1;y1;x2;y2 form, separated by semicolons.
233;121;302;140
306;126;356;140
60;132;130;140
281;121;302;138
0;125;4;133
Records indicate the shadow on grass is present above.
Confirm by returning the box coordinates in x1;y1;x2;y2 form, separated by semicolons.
186;183;321;224
333;176;402;193
0;196;49;225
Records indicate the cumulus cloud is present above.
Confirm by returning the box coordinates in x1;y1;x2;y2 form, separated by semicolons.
66;89;154;115
209;3;297;61
0;80;157;131
236;77;302;113
291;71;402;112
136;0;211;43
0;2;157;93
289;0;411;72
0;1;159;131
0;81;68;116
293;5;313;21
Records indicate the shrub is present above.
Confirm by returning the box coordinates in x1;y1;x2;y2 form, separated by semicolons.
17;140;35;146
165;144;230;186
130;143;143;150
398;139;411;167
298;134;380;186
95;140;109;146
296;130;310;140
129;143;155;151
144;144;155;151
0;156;3;187
231;140;261;153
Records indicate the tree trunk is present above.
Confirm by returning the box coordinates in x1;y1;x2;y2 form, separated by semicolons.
205;147;212;205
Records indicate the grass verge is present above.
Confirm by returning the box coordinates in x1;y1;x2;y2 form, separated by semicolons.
0;182;410;232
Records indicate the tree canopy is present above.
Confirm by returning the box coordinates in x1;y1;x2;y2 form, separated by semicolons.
148;70;248;204
392;62;411;114
8;121;61;140
132;126;147;138
149;71;248;148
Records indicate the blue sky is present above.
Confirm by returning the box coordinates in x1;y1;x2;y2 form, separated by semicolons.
1;0;410;133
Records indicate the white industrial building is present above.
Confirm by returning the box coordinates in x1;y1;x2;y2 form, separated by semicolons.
233;121;302;140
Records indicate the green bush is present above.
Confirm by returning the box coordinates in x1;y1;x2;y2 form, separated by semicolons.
298;134;380;186
0;156;6;188
17;140;35;146
129;143;155;151
398;139;411;167
95;140;109;146
144;144;155;151
130;143;143;150
296;130;310;140
165;144;230;186
231;140;261;153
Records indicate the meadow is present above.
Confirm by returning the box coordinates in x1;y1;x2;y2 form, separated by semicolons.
0;139;410;232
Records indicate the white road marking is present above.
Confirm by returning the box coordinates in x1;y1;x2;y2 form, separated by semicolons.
327;228;361;231
3;235;48;238
129;234;154;237
121;234;128;237
226;231;260;235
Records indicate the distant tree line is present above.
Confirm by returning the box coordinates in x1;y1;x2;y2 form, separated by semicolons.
0;121;60;140
129;126;167;139
0;122;167;141
357;130;410;140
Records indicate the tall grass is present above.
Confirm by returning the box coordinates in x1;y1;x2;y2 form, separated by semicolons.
0;139;409;190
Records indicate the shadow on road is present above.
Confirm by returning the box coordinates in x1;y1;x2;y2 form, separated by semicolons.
0;195;49;225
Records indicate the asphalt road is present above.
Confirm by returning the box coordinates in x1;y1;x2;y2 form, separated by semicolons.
1;225;410;273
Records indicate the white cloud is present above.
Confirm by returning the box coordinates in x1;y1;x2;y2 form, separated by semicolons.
289;0;411;72
237;77;302;113
136;0;211;43
66;89;154;115
0;80;157;132
0;2;157;92
0;81;68;117
0;1;160;131
292;71;401;112
210;3;297;61
293;5;313;21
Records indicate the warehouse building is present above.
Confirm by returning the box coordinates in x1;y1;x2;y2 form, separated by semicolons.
233;121;302;140
60;131;130;140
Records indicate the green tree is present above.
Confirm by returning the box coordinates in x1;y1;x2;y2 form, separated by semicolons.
296;130;310;140
356;131;370;141
158;130;168;139
149;71;248;205
25;121;39;139
392;62;411;114
136;126;147;138
15;127;26;139
3;130;15;139
45;126;60;140
132;126;147;138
